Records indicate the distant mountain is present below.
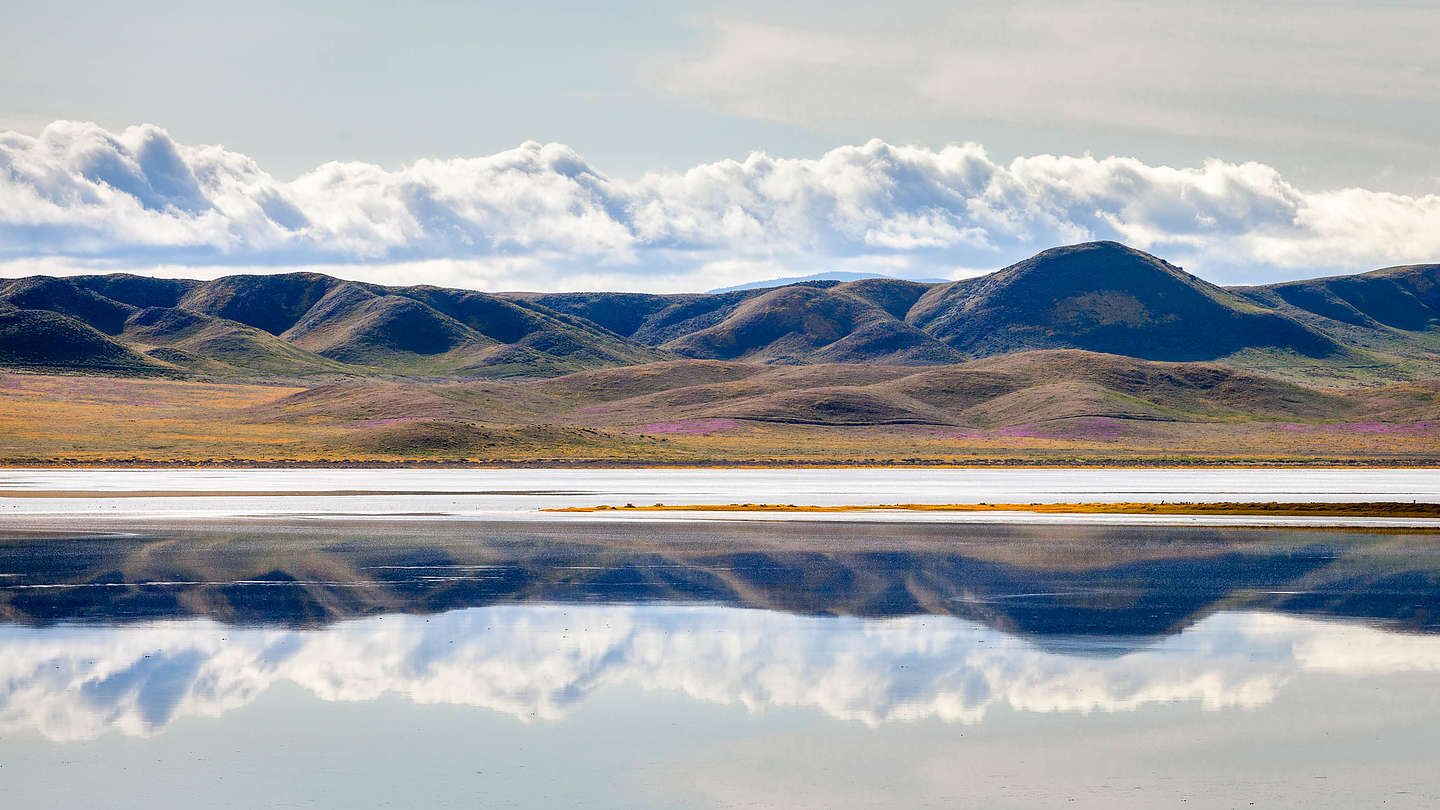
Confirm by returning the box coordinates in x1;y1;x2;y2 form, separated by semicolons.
705;271;949;294
1;242;1437;380
906;242;1338;361
1233;263;1440;375
657;284;962;364
0;273;668;378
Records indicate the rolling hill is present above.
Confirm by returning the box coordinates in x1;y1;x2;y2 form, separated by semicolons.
905;242;1338;360
6;349;1439;465
1;272;670;378
0;242;1437;384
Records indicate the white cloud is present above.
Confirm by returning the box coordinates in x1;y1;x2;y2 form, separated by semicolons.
2;606;1439;742
1;120;1438;290
660;3;1440;152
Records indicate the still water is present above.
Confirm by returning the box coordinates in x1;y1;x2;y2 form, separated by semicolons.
2;515;1439;807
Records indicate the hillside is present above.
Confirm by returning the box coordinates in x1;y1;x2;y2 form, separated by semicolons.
517;243;1440;380
4;351;1439;465
906;242;1339;361
0;242;1437;383
657;284;961;364
0;272;669;378
1231;264;1440;377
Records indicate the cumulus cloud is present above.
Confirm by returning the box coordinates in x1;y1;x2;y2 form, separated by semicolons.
3;606;1439;741
1;120;1438;290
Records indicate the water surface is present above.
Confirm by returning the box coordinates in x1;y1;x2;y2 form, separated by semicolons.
2;517;1439;807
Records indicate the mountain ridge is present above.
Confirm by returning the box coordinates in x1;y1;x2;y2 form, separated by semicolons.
1;242;1437;383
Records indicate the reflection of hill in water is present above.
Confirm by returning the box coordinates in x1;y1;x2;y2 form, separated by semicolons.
2;520;1439;641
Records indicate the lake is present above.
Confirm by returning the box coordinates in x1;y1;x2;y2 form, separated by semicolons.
2;469;1440;807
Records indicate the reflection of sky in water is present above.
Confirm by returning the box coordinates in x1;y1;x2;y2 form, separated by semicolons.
6;606;1440;742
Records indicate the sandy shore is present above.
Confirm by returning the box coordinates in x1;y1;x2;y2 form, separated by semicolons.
546;501;1440;518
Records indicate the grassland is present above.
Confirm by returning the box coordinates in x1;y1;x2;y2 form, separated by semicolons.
5;350;1440;465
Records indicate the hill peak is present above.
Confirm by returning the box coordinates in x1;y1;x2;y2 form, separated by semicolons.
907;241;1337;361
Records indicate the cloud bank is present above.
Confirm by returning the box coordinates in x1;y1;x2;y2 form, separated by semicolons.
663;3;1440;158
4;606;1439;742
2;121;1438;291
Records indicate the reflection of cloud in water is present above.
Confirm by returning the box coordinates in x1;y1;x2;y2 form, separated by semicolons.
4;607;1440;741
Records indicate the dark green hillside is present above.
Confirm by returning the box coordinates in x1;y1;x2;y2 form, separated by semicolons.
68;274;198;308
282;284;493;368
516;291;675;337
122;306;353;376
0;276;136;334
832;278;933;319
391;287;551;343
179;272;344;335
0;308;171;374
1237;264;1440;342
660;285;959;364
622;290;763;345
530;281;955;364
392;286;671;371
908;242;1337;361
1;242;1437;383
1231;264;1440;379
1256;264;1439;331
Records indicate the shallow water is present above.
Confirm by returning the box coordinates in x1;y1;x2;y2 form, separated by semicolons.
2;516;1440;807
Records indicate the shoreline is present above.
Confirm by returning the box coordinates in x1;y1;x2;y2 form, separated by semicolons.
545;501;1440;519
3;460;1440;470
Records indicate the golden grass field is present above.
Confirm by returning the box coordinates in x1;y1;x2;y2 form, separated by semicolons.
5;366;1440;466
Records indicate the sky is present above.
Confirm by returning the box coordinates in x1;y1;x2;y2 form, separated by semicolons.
2;0;1438;292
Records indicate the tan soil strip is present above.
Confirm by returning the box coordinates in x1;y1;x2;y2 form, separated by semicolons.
544;501;1440;518
0;490;514;498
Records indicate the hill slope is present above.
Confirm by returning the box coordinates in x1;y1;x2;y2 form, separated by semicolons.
907;242;1338;361
0;308;173;374
0;273;670;378
1231;264;1440;377
659;284;961;364
1;242;1438;381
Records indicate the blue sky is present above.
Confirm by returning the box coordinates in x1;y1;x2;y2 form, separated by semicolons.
2;0;1438;291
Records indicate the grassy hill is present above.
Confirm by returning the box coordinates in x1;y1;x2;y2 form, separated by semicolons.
907;242;1339;361
657;284;961;364
1;272;670;379
214;349;1424;436
1;242;1437;386
0;308;174;375
4;350;1439;464
1231;263;1440;381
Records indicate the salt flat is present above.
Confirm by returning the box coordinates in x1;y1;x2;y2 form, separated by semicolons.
1;467;1439;526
